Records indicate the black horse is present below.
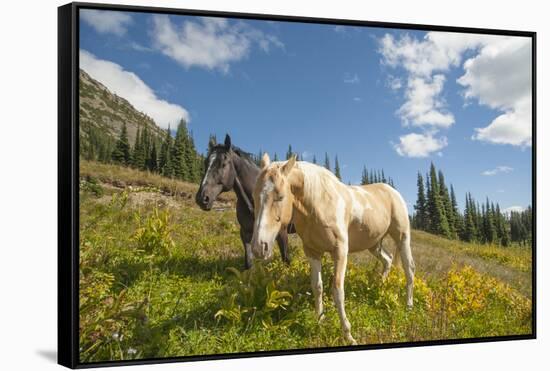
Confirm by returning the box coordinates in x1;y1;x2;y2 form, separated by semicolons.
195;134;291;269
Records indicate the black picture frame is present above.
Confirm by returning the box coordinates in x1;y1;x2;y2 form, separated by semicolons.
58;2;537;368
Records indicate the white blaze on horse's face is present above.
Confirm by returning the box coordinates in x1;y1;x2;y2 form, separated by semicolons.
251;154;296;260
201;153;217;187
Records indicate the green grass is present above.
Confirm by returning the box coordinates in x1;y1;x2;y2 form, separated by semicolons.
412;230;532;272
78;162;532;363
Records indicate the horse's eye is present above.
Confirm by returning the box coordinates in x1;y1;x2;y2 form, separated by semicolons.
276;216;281;222
274;195;284;202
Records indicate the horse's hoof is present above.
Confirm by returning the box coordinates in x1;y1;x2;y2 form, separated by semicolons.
346;335;357;345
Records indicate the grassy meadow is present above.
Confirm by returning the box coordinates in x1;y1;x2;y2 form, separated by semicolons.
79;160;533;363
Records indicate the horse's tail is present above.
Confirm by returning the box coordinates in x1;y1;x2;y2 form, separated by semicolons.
392;244;402;267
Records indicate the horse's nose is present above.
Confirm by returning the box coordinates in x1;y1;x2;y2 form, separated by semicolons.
203;195;210;204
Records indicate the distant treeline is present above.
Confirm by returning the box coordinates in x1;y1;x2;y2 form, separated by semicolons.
412;163;532;247
83;118;204;184
254;145;395;187
83;130;531;247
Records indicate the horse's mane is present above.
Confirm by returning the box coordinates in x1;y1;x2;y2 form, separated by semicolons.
209;144;258;168
232;146;256;166
294;161;343;207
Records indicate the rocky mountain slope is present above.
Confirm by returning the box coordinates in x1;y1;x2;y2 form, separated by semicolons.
79;69;166;154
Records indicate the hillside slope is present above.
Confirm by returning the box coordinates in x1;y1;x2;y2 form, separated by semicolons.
79;69;166;158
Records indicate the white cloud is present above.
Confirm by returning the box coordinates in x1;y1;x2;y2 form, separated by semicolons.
301;151;312;159
503;205;526;215
151;15;283;72
353;97;362;102
379;32;489;129
472;100;531;146
458;37;532;146
128;41;153;53
379;33;491;78
386;74;402;90
80;50;189;129
379;32;532;155
393;132;448;158
344;73;360;84
482;165;514;176
80;9;133;36
398;74;454;128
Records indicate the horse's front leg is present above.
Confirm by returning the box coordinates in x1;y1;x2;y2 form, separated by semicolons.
306;254;324;321
240;228;253;270
276;229;291;265
332;244;356;345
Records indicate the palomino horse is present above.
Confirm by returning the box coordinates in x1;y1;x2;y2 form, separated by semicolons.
251;154;415;345
195;134;291;269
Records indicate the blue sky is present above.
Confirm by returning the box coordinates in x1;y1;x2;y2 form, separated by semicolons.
79;9;533;213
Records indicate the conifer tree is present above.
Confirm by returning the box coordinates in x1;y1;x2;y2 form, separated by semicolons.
361;166;369;185
172;119;189;180
273;152;279;161
286;144;294;160
475;201;483;242
334;155;341;180
462;193;477;242
184;132;199;182
112;123;131;165
132;127;143;168
450;185;463;237
414;172;427;230
140;125;151;170
499;208;511;246
324;152;330;171
312;154;317;164
484;198;498;243
159;126;173;177
148;141;158;172
438;170;456;238
427;163;450;238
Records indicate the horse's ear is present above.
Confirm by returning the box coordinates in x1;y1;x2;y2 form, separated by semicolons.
281;155;296;176
261;153;271;169
224;134;231;150
208;136;216;151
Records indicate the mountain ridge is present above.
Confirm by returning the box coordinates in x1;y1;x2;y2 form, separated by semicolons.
79;68;168;160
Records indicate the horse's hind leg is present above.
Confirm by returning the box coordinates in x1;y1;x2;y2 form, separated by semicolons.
390;230;415;308
370;240;392;281
276;229;291;264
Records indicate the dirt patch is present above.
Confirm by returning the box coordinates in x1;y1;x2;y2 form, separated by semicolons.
96;181;233;212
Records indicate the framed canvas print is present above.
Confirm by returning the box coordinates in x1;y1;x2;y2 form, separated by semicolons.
58;2;536;368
